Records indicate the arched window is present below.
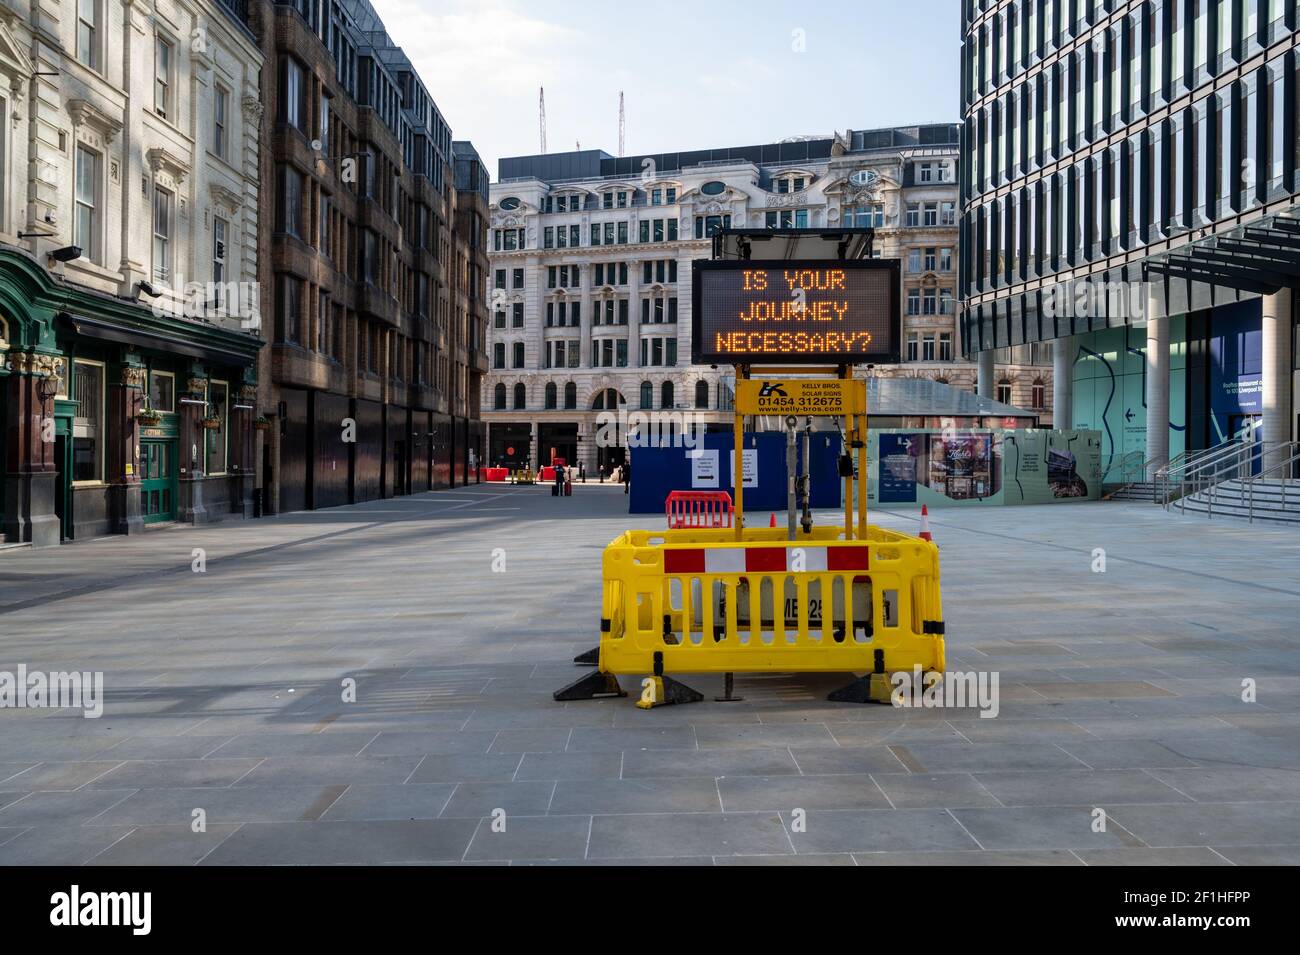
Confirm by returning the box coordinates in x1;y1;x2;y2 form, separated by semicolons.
996;378;1012;405
661;381;674;409
591;388;622;410
493;383;506;410
640;381;653;409
695;380;709;409
493;342;504;368
563;382;577;410
1031;378;1046;410
513;383;526;410
512;341;525;368
544;382;557;409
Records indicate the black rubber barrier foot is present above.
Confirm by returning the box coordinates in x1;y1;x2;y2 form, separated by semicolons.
554;670;627;702
827;672;894;705
573;647;600;666
638;674;705;709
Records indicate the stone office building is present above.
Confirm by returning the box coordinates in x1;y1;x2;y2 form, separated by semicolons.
249;0;487;513
1;0;264;547
484;124;1052;475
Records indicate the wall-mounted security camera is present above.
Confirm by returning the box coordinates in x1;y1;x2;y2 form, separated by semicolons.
135;281;160;299
43;212;56;225
49;245;81;263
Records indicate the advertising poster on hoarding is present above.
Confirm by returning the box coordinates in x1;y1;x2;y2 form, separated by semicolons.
865;430;1102;507
878;433;920;503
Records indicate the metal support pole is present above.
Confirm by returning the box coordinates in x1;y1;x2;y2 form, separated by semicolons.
800;416;813;535
734;367;746;541
785;415;798;541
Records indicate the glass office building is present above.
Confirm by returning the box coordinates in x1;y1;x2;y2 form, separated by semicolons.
960;0;1300;473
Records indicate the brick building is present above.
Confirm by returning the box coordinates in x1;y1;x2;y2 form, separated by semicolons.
250;0;486;513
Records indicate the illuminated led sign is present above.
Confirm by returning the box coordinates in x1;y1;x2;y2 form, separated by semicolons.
692;259;900;365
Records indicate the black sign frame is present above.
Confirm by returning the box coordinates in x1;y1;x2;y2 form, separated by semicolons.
691;258;901;365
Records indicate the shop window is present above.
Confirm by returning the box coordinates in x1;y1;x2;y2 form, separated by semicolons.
149;370;174;412
72;359;104;484
206;380;229;475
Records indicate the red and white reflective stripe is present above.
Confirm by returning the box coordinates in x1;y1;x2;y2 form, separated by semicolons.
663;545;869;575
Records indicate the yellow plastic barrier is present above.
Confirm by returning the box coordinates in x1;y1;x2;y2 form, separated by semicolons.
511;469;537;485
556;524;945;707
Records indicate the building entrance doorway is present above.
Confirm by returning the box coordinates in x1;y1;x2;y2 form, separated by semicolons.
140;439;178;524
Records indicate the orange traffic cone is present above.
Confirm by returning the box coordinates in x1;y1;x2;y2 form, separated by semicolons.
919;504;933;542
769;513;777;527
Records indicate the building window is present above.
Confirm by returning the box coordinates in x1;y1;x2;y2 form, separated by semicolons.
907;332;919;362
72;360;104;484
212;215;228;304
907;289;921;315
77;0;98;71
73;145;98;263
213;85;229;159
939;333;953;362
996;379;1013;404
278;165;302;237
276;274;301;344
661;381;674;409
1031;379;1046;409
493;383;506;409
154;35;173;119
148;370;175;412
493;342;505;368
695;380;709;409
564;382;577;409
206;381;228;475
544;382;557;409
513;383;526;409
640;380;653;409
281;56;307;132
152;186;172;284
512;341;525;368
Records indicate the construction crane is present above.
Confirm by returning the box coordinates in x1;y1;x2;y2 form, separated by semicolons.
618;91;625;157
539;86;547;154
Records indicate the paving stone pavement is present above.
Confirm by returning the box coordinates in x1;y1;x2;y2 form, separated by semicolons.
0;484;1298;865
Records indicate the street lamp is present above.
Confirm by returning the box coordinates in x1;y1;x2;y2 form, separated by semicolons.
36;374;59;403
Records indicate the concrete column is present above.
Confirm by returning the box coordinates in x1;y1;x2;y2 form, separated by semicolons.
1145;305;1170;479
1261;288;1295;471
976;349;995;399
1052;336;1076;429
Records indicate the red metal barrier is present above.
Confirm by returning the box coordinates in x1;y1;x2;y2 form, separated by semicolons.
666;491;734;529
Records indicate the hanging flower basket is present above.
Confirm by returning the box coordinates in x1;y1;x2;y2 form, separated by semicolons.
253;415;272;432
198;416;222;431
136;409;163;427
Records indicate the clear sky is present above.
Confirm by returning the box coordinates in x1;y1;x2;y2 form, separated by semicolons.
367;0;962;179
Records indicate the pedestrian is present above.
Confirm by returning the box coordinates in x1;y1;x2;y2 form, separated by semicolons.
578;461;586;483
554;462;566;497
623;458;631;495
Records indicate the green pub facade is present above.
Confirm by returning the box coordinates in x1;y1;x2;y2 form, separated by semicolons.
1;251;262;547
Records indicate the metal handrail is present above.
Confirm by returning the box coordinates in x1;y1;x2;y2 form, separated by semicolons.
1167;441;1293;514
1101;450;1144;484
1157;440;1248;508
1243;444;1300;524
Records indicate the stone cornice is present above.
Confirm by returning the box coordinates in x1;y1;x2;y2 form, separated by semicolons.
67;98;124;144
209;183;243;215
147;146;191;184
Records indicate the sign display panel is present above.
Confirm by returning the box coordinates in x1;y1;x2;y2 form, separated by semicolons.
735;378;865;416
692;259;900;365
